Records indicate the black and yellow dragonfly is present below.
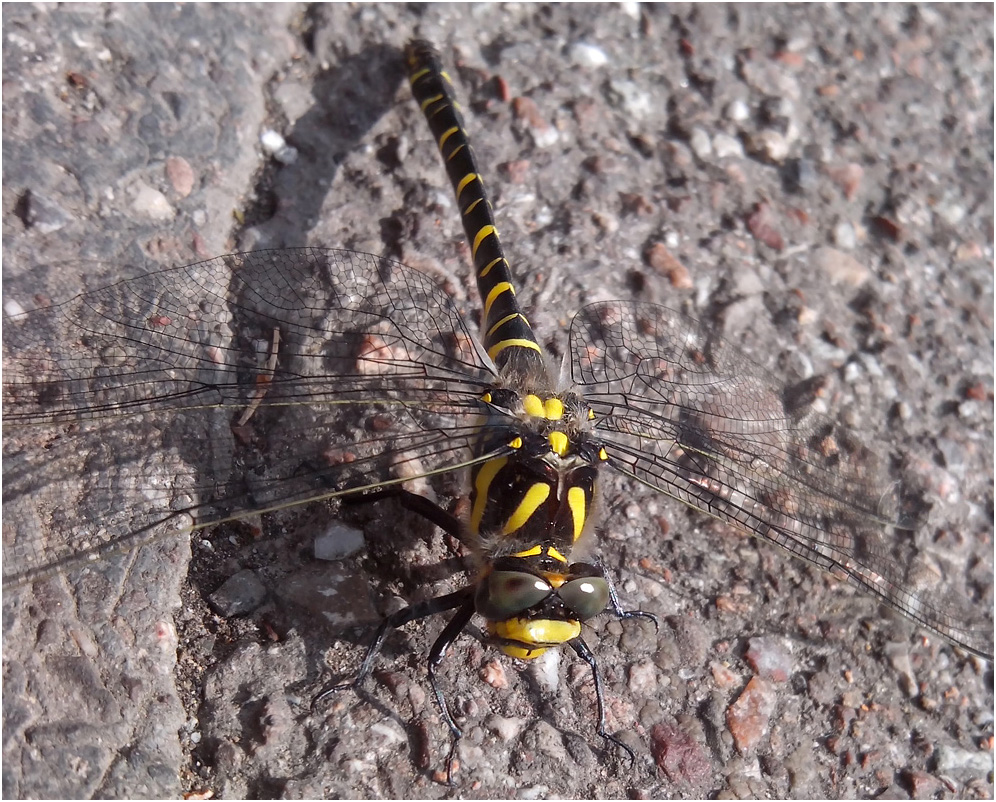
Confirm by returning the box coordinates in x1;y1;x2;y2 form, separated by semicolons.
3;38;992;776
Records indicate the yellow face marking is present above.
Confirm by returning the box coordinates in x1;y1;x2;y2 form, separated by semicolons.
483;281;513;323
543;397;564;420
502;482;551;535
522;394;544;418
567;486;587;541
470;457;507;533
512;544;543;558
545;547;568;564
488;339;542;360
498;642;547;660
548;431;569;457
479;257;504;279
492;618;582;656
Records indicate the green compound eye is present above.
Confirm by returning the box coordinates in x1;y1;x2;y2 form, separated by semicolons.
558;576;609;621
475;570;552;621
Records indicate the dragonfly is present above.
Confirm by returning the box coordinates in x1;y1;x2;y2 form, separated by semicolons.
3;38;992;781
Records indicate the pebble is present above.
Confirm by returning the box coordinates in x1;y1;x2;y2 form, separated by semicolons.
606;79;653;118
811;246;871;287
725;677;777;754
165;156;195;197
131;183;175;221
832;220;857;250
650;722;712;787
751;129;790;163
260;129;299;165
568;42;608;68
744;637;794;682
712;132;743;159
23;190;73;233
689;127;712;159
934;744;994;773
313;521;365;561
209;569;267;617
4;299;26;317
725;98;750;122
528;648;561;693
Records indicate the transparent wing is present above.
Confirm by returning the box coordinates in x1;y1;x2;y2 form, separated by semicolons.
570;301;993;659
2;248;498;587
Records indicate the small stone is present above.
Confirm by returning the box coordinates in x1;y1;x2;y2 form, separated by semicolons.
23;190;73;233
744;637;794;682
726;677;777;754
276;564;376;627
606;79;653;118
811;246;871;287
165;156;195;197
746;202;785;250
826;163;864;200
131;183;175;221
712;133;743;159
832;220;857;250
646;242;693;288
209;569;267;617
260;129;298;165
568;42;608;68
958;400;979;420
4;299;26;317
480;660;508;689
934;744;993;774
313;521;365;561
710;661;739;689
528;648;560;693
726;99;750;122
689;127;712;159
628;659;659;695
485;714;525;741
749;129;790;163
650;722;712;787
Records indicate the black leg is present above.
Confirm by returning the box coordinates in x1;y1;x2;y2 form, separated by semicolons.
426;598;477;784
314;587;473;707
569;637;636;766
599;560;659;632
343;486;467;542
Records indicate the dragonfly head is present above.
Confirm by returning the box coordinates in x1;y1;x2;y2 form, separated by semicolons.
475;557;609;659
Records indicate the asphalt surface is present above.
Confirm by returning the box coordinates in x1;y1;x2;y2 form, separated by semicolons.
2;4;993;799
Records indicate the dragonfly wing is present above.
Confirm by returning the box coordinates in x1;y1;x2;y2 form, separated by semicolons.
2;248;496;587
569;300;993;659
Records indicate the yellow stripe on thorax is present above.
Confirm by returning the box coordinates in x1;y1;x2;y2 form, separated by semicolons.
470;457;507;533
567;485;588;541
502;483;550;535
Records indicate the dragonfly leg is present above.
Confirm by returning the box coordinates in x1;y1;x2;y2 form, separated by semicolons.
597;560;659;632
569;637;636;766
343;487;465;540
314;586;473;706
426;597;477;784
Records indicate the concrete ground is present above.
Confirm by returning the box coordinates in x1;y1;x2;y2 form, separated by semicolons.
2;4;992;799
